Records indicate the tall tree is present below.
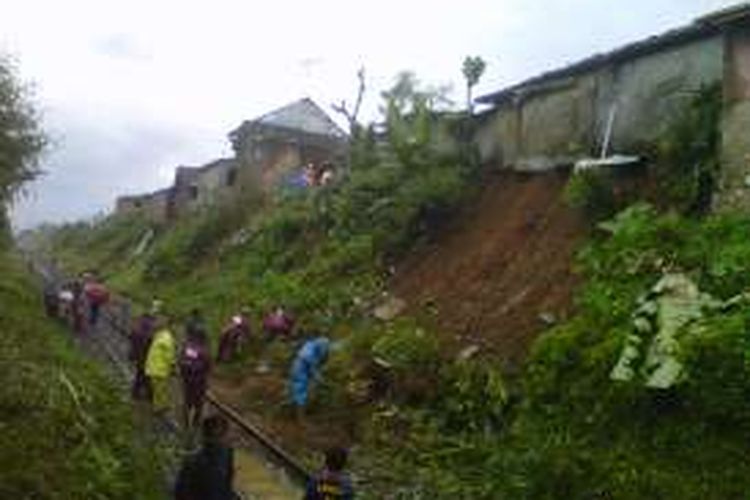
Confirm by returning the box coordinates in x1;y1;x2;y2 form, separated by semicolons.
462;56;487;114
0;55;47;240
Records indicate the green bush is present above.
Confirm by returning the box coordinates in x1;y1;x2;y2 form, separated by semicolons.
371;320;441;372
651;83;722;214
564;168;617;222
436;360;508;432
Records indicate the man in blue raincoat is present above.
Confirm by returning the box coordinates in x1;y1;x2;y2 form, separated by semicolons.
289;336;330;416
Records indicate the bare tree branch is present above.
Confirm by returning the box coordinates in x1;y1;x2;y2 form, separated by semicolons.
331;66;366;134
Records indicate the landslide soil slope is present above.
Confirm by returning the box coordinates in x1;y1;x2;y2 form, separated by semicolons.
392;169;586;370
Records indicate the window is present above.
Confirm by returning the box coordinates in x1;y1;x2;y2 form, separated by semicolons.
134;200;143;209
189;185;199;200
226;168;237;187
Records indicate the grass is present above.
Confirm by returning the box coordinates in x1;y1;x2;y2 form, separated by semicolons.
29;81;750;497
0;251;165;499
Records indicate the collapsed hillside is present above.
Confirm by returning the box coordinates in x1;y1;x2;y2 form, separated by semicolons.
31;82;750;498
393;169;584;369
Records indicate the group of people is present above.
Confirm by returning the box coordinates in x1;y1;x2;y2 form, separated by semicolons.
304;161;335;188
128;302;350;498
128;303;308;426
43;275;353;498
44;271;111;334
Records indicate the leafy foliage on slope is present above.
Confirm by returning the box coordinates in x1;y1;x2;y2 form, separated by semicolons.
92;74;477;335
367;204;750;498
38;212;155;277
38;73;749;498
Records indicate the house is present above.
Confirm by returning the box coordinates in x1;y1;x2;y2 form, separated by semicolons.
169;158;237;218
115;188;172;224
474;4;750;208
228;97;348;192
115;98;348;222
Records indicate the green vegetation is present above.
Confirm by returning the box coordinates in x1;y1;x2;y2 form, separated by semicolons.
564;167;618;222
0;252;164;499
38;72;750;498
39;212;155;275
37;73;475;331
0;55;164;499
462;55;487;113
0;55;46;243
360;204;750;498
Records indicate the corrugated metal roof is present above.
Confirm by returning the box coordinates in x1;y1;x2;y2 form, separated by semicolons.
254;98;346;138
477;4;750;105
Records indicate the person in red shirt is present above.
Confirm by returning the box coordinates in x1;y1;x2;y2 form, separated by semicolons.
216;307;251;363
262;305;294;342
83;274;110;329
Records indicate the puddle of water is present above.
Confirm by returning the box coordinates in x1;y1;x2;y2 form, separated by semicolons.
233;447;302;499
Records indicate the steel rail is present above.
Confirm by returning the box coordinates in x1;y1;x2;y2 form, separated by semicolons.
101;303;312;486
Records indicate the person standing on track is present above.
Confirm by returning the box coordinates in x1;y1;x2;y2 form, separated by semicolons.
185;308;207;340
179;324;212;430
70;279;86;335
145;314;177;416
174;414;235;500
43;280;59;318
129;300;161;401
83;273;110;329
305;447;354;500
217;307;251;362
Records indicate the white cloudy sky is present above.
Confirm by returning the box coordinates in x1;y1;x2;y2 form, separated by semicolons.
3;0;739;229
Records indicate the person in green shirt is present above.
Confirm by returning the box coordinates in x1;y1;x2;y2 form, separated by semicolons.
146;314;177;415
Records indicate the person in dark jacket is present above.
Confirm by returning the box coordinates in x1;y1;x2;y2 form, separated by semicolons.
70;279;85;334
216;308;251;362
305;447;354;500
175;414;235;500
185;308;208;340
179;326;212;430
43;281;59;318
129;301;160;401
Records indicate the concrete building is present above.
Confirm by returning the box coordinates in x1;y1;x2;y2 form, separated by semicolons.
475;4;750;208
115;188;172;224
169;158;237;218
115;98;347;222
229;98;348;192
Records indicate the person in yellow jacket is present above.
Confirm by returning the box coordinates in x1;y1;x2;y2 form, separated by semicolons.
145;315;177;415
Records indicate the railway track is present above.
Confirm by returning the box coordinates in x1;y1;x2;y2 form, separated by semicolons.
33;260;309;498
101;301;312;488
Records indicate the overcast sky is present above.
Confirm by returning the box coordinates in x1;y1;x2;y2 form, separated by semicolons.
4;0;740;229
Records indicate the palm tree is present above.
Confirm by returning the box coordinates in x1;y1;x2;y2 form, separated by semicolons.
462;56;487;115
